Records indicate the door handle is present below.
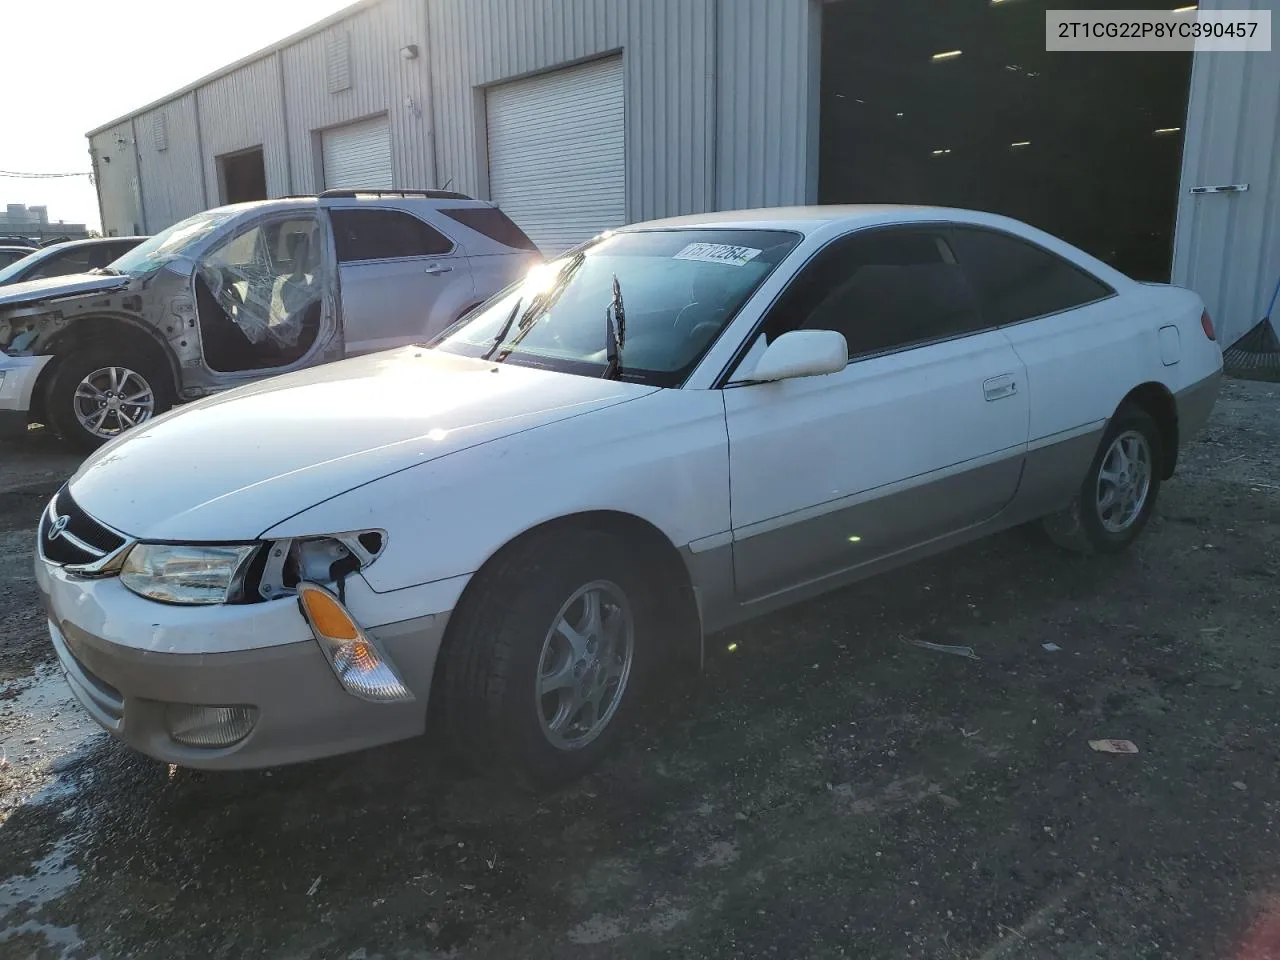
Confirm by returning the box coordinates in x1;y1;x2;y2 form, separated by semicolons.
983;374;1017;401
423;263;453;276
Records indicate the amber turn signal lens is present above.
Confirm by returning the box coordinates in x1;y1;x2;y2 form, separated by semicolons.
298;584;360;640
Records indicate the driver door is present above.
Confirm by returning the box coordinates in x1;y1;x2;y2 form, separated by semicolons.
723;226;1029;602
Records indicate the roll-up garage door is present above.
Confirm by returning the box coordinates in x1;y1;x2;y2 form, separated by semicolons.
486;56;625;255
321;116;393;191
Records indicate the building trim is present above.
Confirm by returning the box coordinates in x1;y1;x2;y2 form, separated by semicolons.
129;117;148;233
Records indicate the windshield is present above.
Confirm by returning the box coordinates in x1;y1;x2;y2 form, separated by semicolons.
433;229;800;386
108;210;240;275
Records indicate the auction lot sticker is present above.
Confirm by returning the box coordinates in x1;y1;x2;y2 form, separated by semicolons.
674;243;762;267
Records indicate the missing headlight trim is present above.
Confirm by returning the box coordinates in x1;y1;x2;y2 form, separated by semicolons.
252;530;387;601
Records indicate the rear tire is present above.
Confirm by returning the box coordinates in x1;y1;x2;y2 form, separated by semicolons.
1042;405;1163;555
438;527;659;790
44;341;174;452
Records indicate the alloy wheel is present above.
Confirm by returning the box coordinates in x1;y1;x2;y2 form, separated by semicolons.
535;579;635;751
72;366;155;440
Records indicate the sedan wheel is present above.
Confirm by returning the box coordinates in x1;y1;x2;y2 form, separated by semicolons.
1094;430;1152;533
438;527;658;789
73;366;156;440
1042;404;1163;555
536;580;635;751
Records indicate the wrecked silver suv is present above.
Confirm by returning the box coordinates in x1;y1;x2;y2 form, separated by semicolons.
0;191;540;448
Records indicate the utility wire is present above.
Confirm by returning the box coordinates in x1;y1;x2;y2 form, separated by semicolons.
0;170;93;179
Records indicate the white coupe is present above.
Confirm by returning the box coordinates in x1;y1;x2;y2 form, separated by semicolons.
34;206;1222;786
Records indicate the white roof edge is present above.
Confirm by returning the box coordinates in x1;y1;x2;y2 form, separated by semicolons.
85;0;383;138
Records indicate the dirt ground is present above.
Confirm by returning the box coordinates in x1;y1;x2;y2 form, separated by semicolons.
1;380;1278;960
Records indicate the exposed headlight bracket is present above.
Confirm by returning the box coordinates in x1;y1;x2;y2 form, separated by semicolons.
255;530;386;601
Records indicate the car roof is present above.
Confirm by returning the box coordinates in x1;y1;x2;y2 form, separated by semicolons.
202;193;497;218
622;204;1032;236
38;236;149;249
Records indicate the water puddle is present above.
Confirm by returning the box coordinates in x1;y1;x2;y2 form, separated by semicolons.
1;664;103;792
0;665;101;955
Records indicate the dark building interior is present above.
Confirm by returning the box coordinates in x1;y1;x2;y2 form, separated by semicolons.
819;0;1193;281
219;147;269;205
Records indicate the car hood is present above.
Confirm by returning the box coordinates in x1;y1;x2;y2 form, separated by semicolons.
0;272;132;305
68;348;658;541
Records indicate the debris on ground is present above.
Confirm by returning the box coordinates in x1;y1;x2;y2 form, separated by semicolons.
907;638;980;660
1089;739;1140;755
307;876;322;897
1042;642;1062;652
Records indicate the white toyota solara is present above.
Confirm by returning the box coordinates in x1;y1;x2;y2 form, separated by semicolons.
35;206;1222;786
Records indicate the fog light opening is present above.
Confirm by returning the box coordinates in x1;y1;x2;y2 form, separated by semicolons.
297;582;414;703
165;704;258;748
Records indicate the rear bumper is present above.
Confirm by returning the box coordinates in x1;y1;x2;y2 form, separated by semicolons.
1175;369;1221;442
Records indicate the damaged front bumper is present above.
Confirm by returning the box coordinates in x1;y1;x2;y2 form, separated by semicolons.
0;350;50;436
34;555;452;769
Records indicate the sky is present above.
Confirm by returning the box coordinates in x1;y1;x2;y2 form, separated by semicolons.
3;0;354;232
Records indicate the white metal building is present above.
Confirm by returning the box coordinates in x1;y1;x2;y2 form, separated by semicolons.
88;0;1279;348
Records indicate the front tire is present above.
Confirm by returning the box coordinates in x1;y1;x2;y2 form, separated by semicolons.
44;342;173;451
1042;405;1163;554
438;527;658;789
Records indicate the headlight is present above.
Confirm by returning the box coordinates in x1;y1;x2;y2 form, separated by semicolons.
120;543;259;605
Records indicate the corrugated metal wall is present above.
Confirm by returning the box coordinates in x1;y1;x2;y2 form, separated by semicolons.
93;0;820;235
134;93;207;230
195;54;291;202
716;0;820;210
427;0;817;222
1173;0;1280;348
283;0;435;194
89;122;144;236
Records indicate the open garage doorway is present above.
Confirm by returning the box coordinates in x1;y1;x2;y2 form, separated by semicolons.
819;0;1192;281
217;146;268;205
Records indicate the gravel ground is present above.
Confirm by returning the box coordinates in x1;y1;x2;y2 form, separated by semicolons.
1;380;1278;960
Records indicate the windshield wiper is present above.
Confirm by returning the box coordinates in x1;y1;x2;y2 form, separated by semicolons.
603;274;626;380
481;297;523;361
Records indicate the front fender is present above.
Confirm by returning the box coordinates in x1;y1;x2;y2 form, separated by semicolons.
259;389;732;594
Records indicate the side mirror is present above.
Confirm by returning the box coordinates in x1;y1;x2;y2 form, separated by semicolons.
744;330;848;383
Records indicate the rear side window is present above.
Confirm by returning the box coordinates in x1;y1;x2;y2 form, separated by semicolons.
764;227;987;357
105;240;141;263
30;247;95;280
330;208;453;262
439;207;538;251
948;227;1113;326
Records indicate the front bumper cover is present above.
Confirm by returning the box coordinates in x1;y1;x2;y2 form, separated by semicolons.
36;561;450;769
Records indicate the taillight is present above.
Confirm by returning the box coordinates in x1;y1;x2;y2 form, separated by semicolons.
1200;309;1216;341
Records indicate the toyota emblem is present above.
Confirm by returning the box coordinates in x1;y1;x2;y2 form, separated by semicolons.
47;515;70;541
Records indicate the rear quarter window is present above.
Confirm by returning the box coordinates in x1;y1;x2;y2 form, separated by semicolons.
440;207;538;252
948;227;1114;326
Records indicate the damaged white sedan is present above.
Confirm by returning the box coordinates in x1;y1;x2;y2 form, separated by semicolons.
35;206;1222;786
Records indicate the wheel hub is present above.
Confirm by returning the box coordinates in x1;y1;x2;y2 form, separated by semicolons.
535;580;636;751
1095;430;1152;533
74;366;155;439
